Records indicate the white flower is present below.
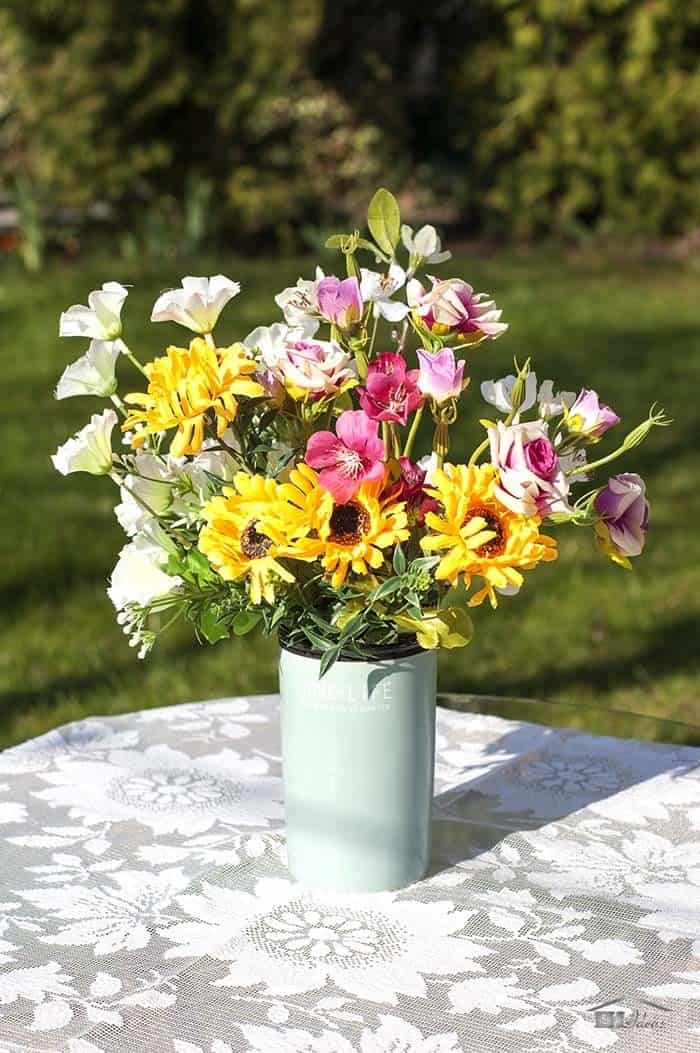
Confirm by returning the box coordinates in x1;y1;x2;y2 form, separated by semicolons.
182;441;239;494
59;282;128;340
481;373;538;417
33;744;282;836
417;451;439;485
51;409;117;476
359;264;410;322
162;878;489;1004
151;275;241;334
114;452;175;537
243;322;294;363
107;528;181;610
537;379;576;419
488;419;571;517
274;268;324;332
401;223;451;266
255;333;357;399
55;340;122;400
15;869;190;956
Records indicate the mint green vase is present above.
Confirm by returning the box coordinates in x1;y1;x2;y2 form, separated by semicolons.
279;642;437;893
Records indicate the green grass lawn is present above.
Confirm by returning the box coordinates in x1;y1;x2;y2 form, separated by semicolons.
1;247;699;748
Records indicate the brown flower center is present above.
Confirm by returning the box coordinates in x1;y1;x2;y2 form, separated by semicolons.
240;520;272;559
464;504;507;557
328;501;370;545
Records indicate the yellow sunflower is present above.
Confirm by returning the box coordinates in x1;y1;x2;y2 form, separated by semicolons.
199;473;299;604
279;463;409;588
421;463;557;608
123;338;263;456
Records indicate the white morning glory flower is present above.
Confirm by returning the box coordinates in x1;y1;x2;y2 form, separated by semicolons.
107;526;181;611
114;451;176;537
537;379;576;419
274;267;324;332
151;275;241;334
54;339;122;400
59;282;128;340
51;409;118;476
481;373;538;416
401;223;451;266
359;263;410;322
243;322;294;364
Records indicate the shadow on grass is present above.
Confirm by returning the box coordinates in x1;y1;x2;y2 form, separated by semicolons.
442;612;700;740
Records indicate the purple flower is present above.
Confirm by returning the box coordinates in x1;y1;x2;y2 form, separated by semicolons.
595;473;649;562
416;347;465;403
316;276;363;329
489;420;570;517
357;352;423;425
568;389;620;439
524;436;558;479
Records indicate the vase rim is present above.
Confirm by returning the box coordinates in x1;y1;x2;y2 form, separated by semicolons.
278;627;427;663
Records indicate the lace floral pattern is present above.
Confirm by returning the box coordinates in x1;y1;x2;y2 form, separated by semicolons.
0;695;698;1052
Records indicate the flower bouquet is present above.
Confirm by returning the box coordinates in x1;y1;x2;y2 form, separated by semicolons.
53;189;669;891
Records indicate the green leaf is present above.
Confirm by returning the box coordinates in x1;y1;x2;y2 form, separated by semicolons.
371;578;402;602
232;610;262;636
392;544;407;575
319;644;342;678
367;188;400;257
200;608;230;644
186;549;215;581
325;234;349;248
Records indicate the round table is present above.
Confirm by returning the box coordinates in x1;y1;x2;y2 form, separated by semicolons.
0;694;699;1052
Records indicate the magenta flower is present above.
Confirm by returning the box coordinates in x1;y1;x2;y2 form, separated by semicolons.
305;410;385;502
595;473;649;560
357;352;423;425
416;348;465;403
408;277;507;342
316;276;363;329
384;457;438;526
568;389;620;439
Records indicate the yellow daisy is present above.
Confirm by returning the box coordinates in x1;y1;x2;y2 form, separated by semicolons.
280;463;409;588
199;474;299;604
421;463;557;608
123;338;263;456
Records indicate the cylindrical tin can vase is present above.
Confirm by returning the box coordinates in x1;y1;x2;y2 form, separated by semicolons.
279;641;437;893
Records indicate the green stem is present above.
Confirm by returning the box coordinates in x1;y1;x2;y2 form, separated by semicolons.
121;343;148;379
402;405;424;459
110;393;128;417
568;407;671;479
381;421;391;461
468;437;490;467
367;312;380;360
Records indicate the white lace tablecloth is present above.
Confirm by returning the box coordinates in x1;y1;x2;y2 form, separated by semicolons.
1;696;699;1053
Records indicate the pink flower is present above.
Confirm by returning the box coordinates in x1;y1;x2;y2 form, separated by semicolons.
316;276;363;329
256;331;357;401
384;457;438;526
416;348;465;403
305;410;385;502
408;277;507;342
595;473;648;560
568;389;620;439
357;352;423;425
489;420;570;517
